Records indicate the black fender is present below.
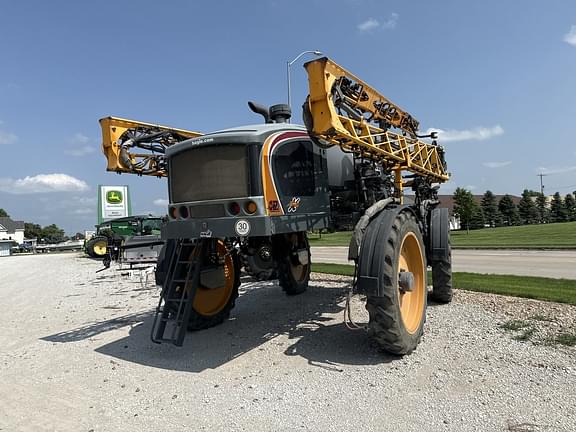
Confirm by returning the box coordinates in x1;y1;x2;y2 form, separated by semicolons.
428;207;450;262
356;205;417;297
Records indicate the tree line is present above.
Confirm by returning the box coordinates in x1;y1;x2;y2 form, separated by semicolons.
453;188;576;231
0;208;83;243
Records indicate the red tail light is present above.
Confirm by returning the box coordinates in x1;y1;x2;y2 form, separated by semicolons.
179;205;189;219
229;202;241;215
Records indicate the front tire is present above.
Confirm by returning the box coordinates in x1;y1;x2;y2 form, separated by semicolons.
85;236;108;258
158;239;241;331
365;211;427;355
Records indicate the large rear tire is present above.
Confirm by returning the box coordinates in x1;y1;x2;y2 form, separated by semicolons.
430;243;453;303
277;232;311;296
365;211;427;355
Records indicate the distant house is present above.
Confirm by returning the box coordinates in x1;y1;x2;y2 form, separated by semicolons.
0;217;25;245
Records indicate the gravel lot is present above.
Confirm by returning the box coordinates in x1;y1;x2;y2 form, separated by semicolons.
0;253;575;432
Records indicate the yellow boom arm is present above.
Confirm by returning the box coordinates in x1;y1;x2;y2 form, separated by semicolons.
99;116;202;177
304;57;449;192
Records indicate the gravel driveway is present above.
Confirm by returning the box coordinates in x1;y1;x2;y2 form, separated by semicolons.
0;253;574;431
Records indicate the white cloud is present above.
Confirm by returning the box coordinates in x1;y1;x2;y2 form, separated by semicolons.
73;208;94;215
0;174;89;194
358;18;379;31
65;133;95;156
153;198;169;207
483;161;512;168
564;25;576;46
537;165;576;175
426;125;504;142
358;13;398;32
0;129;17;145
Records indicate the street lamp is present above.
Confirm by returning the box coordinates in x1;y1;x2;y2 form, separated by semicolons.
286;50;323;119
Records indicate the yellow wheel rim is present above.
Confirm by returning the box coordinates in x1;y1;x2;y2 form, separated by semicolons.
93;240;108;256
190;241;235;316
398;232;425;334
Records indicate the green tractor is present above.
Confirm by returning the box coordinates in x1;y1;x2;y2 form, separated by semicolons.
84;215;164;263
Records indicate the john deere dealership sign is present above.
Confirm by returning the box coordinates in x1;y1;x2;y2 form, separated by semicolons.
98;185;132;223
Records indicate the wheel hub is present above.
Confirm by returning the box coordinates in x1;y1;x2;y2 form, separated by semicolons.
258;246;272;261
398;271;415;292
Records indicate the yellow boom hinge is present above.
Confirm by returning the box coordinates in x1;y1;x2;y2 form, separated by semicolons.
303;57;449;186
99;116;202;177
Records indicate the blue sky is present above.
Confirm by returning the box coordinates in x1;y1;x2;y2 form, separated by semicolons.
1;0;575;233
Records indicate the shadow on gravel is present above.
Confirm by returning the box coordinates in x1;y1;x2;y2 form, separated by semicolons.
42;311;152;343
43;276;397;372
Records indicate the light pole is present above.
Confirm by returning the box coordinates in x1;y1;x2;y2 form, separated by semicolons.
537;173;547;195
286;50;322;120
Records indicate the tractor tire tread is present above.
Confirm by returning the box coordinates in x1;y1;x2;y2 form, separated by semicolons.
365;211;425;355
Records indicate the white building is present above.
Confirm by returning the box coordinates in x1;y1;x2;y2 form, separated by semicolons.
0;217;25;245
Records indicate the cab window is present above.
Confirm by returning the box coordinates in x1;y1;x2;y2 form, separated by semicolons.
273;140;317;197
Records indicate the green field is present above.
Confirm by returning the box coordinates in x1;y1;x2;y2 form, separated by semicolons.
308;221;576;249
450;222;576;248
311;263;576;305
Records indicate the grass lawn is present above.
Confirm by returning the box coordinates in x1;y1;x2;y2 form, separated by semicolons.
311;263;576;305
308;221;576;249
450;222;576;248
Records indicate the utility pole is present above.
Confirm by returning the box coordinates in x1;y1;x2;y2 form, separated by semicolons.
537;173;547;195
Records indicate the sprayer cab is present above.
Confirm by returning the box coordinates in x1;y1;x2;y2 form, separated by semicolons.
162;109;330;240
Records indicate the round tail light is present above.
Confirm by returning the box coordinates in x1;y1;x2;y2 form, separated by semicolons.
245;201;258;215
179;205;189;219
229;202;241;215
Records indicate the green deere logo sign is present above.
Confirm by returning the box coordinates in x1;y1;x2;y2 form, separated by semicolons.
106;190;123;204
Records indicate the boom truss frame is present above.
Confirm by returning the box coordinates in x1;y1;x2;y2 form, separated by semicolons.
99;116;202;177
304;57;449;196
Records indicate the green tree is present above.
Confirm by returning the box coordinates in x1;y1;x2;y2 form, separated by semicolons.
518;189;538;224
550;192;567;223
24;223;42;239
564;194;576;222
40;224;65;243
469;205;485;229
0;208;9;217
453;187;476;232
480;190;499;227
498;194;519;226
535;193;549;224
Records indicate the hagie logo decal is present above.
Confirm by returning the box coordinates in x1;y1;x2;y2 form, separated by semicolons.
287;197;301;213
106;190;123;204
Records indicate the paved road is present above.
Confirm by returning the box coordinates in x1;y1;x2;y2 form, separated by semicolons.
311;247;576;279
